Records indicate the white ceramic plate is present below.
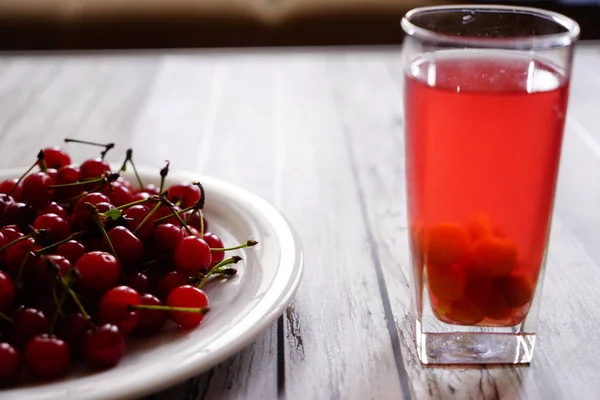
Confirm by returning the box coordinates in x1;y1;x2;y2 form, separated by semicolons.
1;167;303;400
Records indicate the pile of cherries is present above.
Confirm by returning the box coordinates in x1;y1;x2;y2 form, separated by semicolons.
0;140;255;385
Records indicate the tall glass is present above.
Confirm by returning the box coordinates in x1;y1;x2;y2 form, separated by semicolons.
401;5;579;364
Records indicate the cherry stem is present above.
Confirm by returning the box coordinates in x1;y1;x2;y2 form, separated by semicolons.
119;149;144;189
8;151;45;196
48;177;103;188
35;232;83;255
116;195;159;210
210;240;257;252
50;273;74;334
64;138;115;159
16;249;32;284
39;150;48;173
191;182;206;210
0;231;34;253
197;209;205;237
51;285;66;320
49;261;90;320
132;201;162;235
85;203;122;273
160;195;194;236
0;311;14;324
129;304;210;314
197;256;242;289
153;205;194;224
159;160;170;193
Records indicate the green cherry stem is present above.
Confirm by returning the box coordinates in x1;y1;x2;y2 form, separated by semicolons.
160;196;194;236
51;285;66;320
0;312;14;324
8;150;45;196
116;195;159;210
159;160;170;193
128;304;210;314
85;203;121;268
132;201;162;235
49;261;90;320
50;275;74;334
34;232;84;255
0;231;34;253
197;256;242;290
210;240;258;252
153;205;194;224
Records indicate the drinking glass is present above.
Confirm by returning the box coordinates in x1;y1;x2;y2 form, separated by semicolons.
401;5;579;364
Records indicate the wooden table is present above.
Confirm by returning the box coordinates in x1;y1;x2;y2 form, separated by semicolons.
0;42;599;400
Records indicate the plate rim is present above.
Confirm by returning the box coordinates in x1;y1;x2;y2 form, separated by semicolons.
0;166;304;400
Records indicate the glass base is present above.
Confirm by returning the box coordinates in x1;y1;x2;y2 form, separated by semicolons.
416;320;536;364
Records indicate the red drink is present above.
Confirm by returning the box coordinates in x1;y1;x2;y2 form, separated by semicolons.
405;52;570;327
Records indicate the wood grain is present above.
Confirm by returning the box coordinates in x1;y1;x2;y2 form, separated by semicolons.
0;44;599;400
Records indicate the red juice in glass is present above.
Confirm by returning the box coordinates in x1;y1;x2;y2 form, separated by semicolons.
404;51;570;327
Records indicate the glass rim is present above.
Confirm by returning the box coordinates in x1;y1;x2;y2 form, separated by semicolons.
401;4;580;49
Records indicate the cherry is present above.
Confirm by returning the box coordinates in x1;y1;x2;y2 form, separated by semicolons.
80;158;111;179
153;223;184;254
424;223;471;268
4;237;36;277
25;334;70;380
152;206;180;226
102;180;133;207
167;183;201;209
28;255;71;293
1;202;36;230
0;271;15;311
0;342;21;384
174;236;211;275
53;164;83;201
131;191;151;202
45;168;58;182
0;179;23;201
123;205;154;241
0;226;21;243
71;192;111;230
56;313;89;348
0;193;13;217
105;226;144;268
41;146;71;170
471;235;518;278
127;272;150;294
155;271;189;300
166;285;209;329
33;213;71;242
133;294;168;336
12;308;49;348
56;240;87;265
75;251;121;295
185;211;208;233
21;172;53;209
98;286;141;335
38;202;68;219
82;324;126;369
116;177;134;193
137;184;159;196
203;232;225;265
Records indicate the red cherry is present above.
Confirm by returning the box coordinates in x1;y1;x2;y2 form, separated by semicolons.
56;240;87;265
155;271;189;300
56;313;89;349
53;164;83;202
1;202;36;230
45;168;58;182
174;236;211;275
41;146;71;170
28;255;71;293
185;211;208;233
167;183;201;209
12;308;49;348
137;184;159;195
4;237;36;277
82;324;126;369
123;205;154;241
153;223;184;254
98;286;141;335
116;177;134;193
33;213;71;242
0;179;22;201
102;181;133;207
0;226;21;243
127;272;150;294
0;342;21;384
80;158;111;179
105;226;144;268
71;192;111;230
0;193;13;217
203;232;225;265
0;271;15;311
167;285;209;329
21;172;53;209
131;191;151;202
152;206;180;226
25;334;70;380
75;251;121;295
37;202;68;219
133;294;169;336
